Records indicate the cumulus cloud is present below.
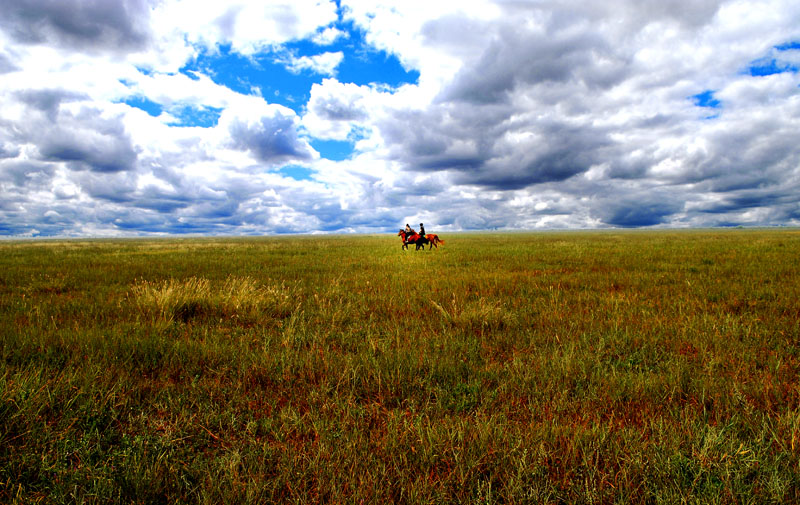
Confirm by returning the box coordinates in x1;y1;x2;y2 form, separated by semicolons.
282;51;344;76
0;0;151;52
12;100;140;174
596;191;686;228
1;0;800;236
227;111;315;165
1;160;56;189
341;0;800;228
313;27;347;46
152;0;338;56
303;79;374;139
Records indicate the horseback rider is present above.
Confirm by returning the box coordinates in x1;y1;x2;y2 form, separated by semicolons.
398;222;441;250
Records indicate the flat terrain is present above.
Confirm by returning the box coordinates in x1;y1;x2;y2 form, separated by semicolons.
1;230;799;504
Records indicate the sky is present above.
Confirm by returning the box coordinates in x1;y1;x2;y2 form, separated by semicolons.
1;0;799;237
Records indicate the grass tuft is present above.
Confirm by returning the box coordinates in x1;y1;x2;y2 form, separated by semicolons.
131;275;297;323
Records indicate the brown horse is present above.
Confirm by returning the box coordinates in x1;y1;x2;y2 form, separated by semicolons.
426;234;445;249
397;230;444;250
398;230;428;250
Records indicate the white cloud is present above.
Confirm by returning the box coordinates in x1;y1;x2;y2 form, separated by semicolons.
302;78;376;139
341;0;503;94
2;0;800;236
152;0;338;55
283;51;344;76
313;27;348;45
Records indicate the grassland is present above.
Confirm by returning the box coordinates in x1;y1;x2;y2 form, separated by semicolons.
1;230;799;504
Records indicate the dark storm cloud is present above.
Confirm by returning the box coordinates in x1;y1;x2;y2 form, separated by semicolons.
440;20;626;105
362;1;799;230
380;100;613;190
38;126;138;173
660;116;800;194
4;90;141;179
0;160;56;188
375;10;633;194
191;199;241;220
228;114;314;164
472;122;612;190
605;157;653;180
595;192;685;227
378;104;504;170
72;170;137;202
15;89;90;120
0;0;152;52
102;209;170;232
14;103;141;173
696;189;798;214
136;186;193;213
0;190;100;237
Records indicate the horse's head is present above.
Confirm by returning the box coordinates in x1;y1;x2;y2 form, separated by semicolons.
397;230;405;237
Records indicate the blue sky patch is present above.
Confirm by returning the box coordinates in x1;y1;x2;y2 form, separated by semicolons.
310;138;354;161
775;41;800;51
120;94;222;127
692;90;721;109
121;95;163;117
181;45;317;115
285;21;420;87
747;57;798;76
746;41;800;76
277;164;314;181
178;21;419;117
166;105;223;128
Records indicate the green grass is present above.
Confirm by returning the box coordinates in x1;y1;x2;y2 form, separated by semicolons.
1;230;799;504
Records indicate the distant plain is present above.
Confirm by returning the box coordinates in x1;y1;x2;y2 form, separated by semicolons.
1;230;798;503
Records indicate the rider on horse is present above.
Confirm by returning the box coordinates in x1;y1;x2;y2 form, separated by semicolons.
399;222;441;250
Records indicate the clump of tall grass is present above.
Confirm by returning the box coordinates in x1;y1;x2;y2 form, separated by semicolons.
131;276;297;323
429;295;517;331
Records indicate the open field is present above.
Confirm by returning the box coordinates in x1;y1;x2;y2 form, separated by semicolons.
1;230;799;504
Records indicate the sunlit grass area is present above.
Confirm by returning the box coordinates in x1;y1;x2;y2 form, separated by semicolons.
1;231;799;503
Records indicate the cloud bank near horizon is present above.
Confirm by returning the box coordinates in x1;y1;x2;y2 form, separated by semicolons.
1;0;799;237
